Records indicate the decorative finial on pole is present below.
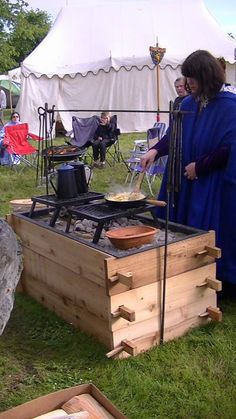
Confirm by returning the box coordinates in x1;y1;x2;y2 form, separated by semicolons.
149;39;166;121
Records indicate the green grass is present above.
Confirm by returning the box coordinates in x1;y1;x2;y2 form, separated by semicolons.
0;295;236;418
0;133;236;418
0;132;159;216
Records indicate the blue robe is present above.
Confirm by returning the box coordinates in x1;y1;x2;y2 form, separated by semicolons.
157;92;236;284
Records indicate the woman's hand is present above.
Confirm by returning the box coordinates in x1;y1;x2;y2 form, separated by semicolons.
140;149;158;170
184;162;198;180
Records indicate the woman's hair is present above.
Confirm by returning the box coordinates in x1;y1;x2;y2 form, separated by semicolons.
11;111;20;120
181;50;225;99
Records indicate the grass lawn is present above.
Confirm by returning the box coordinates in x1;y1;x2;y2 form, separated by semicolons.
0;132;236;418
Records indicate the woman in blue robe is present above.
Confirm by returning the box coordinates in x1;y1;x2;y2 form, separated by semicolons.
141;50;236;289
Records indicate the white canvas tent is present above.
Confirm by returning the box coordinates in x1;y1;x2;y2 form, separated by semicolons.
8;67;21;84
17;0;236;134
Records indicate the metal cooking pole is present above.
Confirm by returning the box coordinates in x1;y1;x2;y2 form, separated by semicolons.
44;103;49;194
160;101;174;344
175;111;183;193
160;104;183;344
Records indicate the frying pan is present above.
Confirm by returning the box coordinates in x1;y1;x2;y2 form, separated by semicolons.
104;192;166;209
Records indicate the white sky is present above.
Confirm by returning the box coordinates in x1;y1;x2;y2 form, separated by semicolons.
26;0;236;38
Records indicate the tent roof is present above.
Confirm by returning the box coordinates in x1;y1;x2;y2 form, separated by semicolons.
22;0;236;78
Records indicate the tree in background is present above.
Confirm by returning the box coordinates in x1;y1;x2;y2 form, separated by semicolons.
0;0;51;73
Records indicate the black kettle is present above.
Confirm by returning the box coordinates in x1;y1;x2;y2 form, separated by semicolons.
69;161;89;194
50;163;78;199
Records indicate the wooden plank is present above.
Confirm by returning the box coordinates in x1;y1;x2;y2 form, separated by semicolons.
23;274;112;348
105;231;216;295
10;214;112;287
113;316;211;359
109;264;216;331
23;248;110;320
112;292;216;347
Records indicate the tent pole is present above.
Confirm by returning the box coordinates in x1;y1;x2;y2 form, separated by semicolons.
9;79;13;112
156;65;160;121
149;41;166;123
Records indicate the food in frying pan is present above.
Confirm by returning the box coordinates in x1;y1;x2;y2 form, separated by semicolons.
46;146;80;156
106;191;146;202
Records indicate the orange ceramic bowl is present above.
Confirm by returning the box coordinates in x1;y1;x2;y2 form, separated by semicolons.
105;225;159;250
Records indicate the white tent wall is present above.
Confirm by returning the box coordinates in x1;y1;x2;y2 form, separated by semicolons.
17;74;60;134
8;67;21;83
58;66;160;133
227;63;236;85
17;0;236;134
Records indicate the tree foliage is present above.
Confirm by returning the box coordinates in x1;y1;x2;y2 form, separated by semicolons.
0;0;52;73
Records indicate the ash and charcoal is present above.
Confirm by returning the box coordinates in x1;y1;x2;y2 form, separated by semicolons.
28;210;188;256
71;217;187;255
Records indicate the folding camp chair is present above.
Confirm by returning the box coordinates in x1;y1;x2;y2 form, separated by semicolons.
68;115;100;164
104;115;122;166
3;123;41;170
125;122;167;195
69;114;121;166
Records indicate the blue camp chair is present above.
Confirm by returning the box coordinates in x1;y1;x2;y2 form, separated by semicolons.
125;122;167;195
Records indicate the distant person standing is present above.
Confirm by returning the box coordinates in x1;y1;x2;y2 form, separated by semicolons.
0;89;7;126
173;77;188;110
217;56;236;94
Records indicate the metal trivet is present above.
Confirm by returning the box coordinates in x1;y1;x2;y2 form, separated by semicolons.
28;192;105;227
66;202;159;243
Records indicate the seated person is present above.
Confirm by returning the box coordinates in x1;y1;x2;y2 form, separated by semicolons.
0;111;21;165
92;112;115;168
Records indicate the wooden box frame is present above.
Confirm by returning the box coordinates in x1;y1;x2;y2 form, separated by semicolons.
8;212;222;358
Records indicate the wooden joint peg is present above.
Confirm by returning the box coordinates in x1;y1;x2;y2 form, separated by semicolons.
199;306;222;322
196;277;222;291
112;305;136;322
106;339;138;358
109;271;133;287
195;245;221;259
121;339;138;356
106;346;124;358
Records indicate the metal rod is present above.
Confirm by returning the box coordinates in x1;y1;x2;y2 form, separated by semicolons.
38;107;192;115
160;101;184;345
175;112;183;193
160;188;170;344
160;101;174;345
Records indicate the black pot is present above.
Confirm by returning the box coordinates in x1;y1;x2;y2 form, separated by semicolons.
50;163;78;199
69;162;88;194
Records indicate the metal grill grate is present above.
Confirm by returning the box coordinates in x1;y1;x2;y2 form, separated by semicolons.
29;192;105;226
66;202;159;243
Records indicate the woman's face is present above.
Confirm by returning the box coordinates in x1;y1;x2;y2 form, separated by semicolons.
100;115;109;125
186;77;200;96
11;113;20;121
